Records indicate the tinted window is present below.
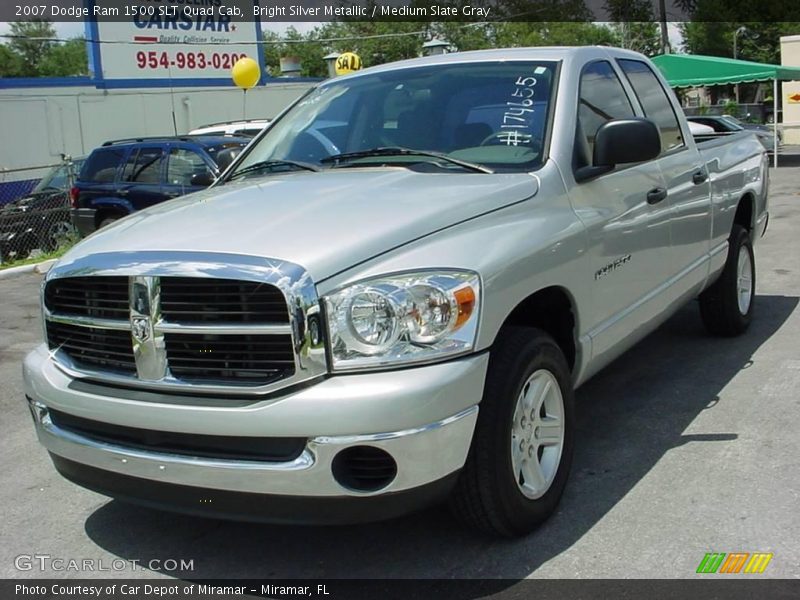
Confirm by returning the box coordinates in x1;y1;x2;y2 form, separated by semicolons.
576;61;634;167
80;149;125;183
206;142;248;171
618;59;684;153
232;61;557;174
167;148;213;186
122;147;164;184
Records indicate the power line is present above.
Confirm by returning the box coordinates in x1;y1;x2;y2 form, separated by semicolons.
0;20;496;47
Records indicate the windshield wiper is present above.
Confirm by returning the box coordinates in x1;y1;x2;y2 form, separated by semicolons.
320;147;493;174
229;159;320;180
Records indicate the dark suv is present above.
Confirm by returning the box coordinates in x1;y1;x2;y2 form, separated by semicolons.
71;136;248;236
0;158;84;263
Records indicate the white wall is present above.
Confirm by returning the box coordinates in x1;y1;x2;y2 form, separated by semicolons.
780;35;800;145
0;81;314;176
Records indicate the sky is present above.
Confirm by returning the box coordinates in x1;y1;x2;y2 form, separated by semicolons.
0;21;684;49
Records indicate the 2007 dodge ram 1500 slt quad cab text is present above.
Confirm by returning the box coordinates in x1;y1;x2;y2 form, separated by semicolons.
24;47;768;537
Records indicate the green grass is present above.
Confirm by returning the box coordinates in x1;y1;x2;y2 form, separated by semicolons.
0;241;75;271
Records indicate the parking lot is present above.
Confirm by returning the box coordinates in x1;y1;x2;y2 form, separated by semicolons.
1;167;798;582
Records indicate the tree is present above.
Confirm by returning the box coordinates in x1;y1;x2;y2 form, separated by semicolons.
606;0;663;55
0;44;24;77
8;19;56;73
494;22;617;48
609;22;661;56
38;38;88;77
279;26;327;78
316;21;427;68
260;27;327;78
680;21;800;65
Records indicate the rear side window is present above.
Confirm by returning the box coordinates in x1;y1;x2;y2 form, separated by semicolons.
122;147;164;184
618;59;684;153
80;148;125;183
576;61;635;167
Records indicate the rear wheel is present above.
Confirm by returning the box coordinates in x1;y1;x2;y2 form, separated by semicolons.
449;327;575;537
699;225;755;336
98;216;120;229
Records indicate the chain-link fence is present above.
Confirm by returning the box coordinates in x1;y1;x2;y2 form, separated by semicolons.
0;157;82;267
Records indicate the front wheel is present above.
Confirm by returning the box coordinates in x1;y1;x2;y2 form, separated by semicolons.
449;327;575;537
43;220;77;252
699;225;755;336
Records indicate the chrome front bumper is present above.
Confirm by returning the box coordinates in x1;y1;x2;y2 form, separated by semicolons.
25;345;486;500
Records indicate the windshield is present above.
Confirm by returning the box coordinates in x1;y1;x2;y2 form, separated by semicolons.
720;116;745;130
33;159;84;192
230;61;556;178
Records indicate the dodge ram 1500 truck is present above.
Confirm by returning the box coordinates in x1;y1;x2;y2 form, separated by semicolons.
24;47;768;537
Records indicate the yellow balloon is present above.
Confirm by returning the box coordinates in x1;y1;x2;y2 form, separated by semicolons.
335;52;362;76
232;57;260;89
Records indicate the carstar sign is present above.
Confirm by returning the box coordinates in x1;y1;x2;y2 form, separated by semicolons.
86;0;265;87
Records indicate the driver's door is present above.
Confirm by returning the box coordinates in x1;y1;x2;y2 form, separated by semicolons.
567;60;672;368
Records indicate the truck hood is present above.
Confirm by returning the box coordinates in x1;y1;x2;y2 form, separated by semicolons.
64;169;538;281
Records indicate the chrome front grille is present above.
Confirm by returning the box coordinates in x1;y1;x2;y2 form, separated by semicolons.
46;321;136;374
160;277;289;324
41;259;326;395
164;332;295;385
45;276;129;320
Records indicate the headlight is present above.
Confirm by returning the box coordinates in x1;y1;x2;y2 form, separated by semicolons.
324;270;480;371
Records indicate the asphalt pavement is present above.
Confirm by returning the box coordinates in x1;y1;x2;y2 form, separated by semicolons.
1;168;798;582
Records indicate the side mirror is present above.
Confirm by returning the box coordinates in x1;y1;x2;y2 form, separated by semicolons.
593;118;661;167
190;172;216;187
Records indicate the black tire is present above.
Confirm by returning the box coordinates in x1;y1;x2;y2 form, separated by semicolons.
449;327;575;537
699;225;755;336
98;216;119;229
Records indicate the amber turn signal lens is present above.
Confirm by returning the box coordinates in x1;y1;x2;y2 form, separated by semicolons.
454;286;476;329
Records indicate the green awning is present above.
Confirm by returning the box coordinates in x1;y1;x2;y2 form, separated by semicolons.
651;53;800;87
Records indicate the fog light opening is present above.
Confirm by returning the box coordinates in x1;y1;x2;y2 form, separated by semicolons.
331;445;398;492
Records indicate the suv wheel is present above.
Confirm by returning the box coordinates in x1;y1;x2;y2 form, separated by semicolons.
699;225;755;336
98;216;120;229
449;327;575;537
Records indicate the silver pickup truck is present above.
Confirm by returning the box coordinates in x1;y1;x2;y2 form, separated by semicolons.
24;47;768;537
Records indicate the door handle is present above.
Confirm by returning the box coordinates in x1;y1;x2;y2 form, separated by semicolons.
692;170;708;185
646;187;668;205
116;189;129;196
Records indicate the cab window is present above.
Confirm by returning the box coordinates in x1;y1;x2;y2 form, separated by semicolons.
618;59;684;153
575;60;635;169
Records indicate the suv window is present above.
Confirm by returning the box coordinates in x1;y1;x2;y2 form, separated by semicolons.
122;147;164;184
618;59;684;153
81;148;126;183
167;148;213;186
576;61;634;168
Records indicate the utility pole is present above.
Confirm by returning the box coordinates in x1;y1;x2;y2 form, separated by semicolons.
733;26;747;104
659;0;670;54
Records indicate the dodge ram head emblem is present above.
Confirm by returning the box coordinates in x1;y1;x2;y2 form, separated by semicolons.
131;317;151;343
